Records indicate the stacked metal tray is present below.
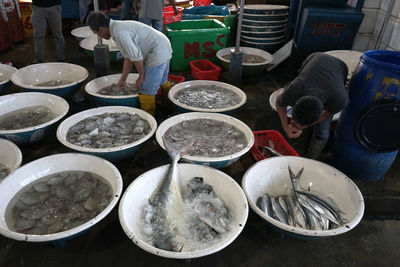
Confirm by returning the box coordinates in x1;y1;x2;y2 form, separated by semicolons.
241;5;289;52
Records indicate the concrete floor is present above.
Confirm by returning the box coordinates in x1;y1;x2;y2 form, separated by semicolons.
0;31;399;266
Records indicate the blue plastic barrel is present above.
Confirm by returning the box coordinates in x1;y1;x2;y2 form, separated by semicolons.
333;50;400;181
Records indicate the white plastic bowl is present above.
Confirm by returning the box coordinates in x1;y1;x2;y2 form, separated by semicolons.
243;4;289;15
155;112;255;169
85;73;140;107
324;50;363;80
168;80;247;114
0;64;17;95
71;26;96;42
57;106;157;162
242;18;288;27
11;63;88;98
240;39;284;52
0;153;123;242
0;138;22;180
0;92;69;145
241;34;285;43
242;156;364;239
216;47;273;75
269;88;341;122
119;163;248;259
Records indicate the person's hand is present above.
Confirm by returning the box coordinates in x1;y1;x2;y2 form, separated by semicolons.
283;123;302;139
136;74;144;91
117;79;126;91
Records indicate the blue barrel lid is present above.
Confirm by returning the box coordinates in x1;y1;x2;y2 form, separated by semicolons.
355;99;400;152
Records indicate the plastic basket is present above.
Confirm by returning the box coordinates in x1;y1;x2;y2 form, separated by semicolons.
250;130;299;161
189;59;222;81
168;74;185;86
163;6;184;25
157;74;185;96
193;0;212;6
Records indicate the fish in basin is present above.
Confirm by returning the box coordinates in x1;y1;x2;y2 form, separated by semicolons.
256;166;346;230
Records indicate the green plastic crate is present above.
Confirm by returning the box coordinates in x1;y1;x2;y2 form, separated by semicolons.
164;19;230;71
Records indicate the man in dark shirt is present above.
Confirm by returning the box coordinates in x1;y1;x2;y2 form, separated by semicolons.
276;52;348;159
31;0;67;63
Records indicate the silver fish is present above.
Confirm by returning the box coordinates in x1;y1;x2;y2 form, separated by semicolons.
278;195;294;226
320;215;330;230
259;145;283;157
194;200;230;234
283;195;297;227
150;147;184;252
297;194;324;221
271;197;288;224
256;194;273;217
288;166;304;193
292;196;308;228
303;208;323;230
297;189;345;224
298;194;340;226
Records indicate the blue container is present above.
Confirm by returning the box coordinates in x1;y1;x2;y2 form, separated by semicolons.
0;81;12;95
182;156;240;169
19;83;84;99
0;124;58;146
333;50;400;180
75;144;144;163
92;95;139;108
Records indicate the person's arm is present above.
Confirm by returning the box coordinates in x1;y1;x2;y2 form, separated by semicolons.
276;93;302;138
310;110;333;126
133;60;144;91
117;58;134;90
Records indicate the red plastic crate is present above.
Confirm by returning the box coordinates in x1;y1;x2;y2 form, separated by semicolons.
193;0;212;6
163;6;184;25
250;130;299;161
189;59;222;81
168;74;185;86
157;74;185;96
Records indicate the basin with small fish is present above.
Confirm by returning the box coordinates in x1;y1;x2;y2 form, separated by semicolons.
71;26;96;42
156;112;254;169
0;64;17;95
79;36;123;62
85;73;139;107
119;163;248;258
216;47;273;75
0;138;22;182
0;153;122;242
0;92;69;145
168;80;247;114
11;63;88;98
242;156;364;239
57;106;157;162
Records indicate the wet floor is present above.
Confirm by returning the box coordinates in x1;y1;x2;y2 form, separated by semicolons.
0;31;399;266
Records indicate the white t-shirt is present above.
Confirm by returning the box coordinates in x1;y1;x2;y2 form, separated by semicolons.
110;19;172;66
